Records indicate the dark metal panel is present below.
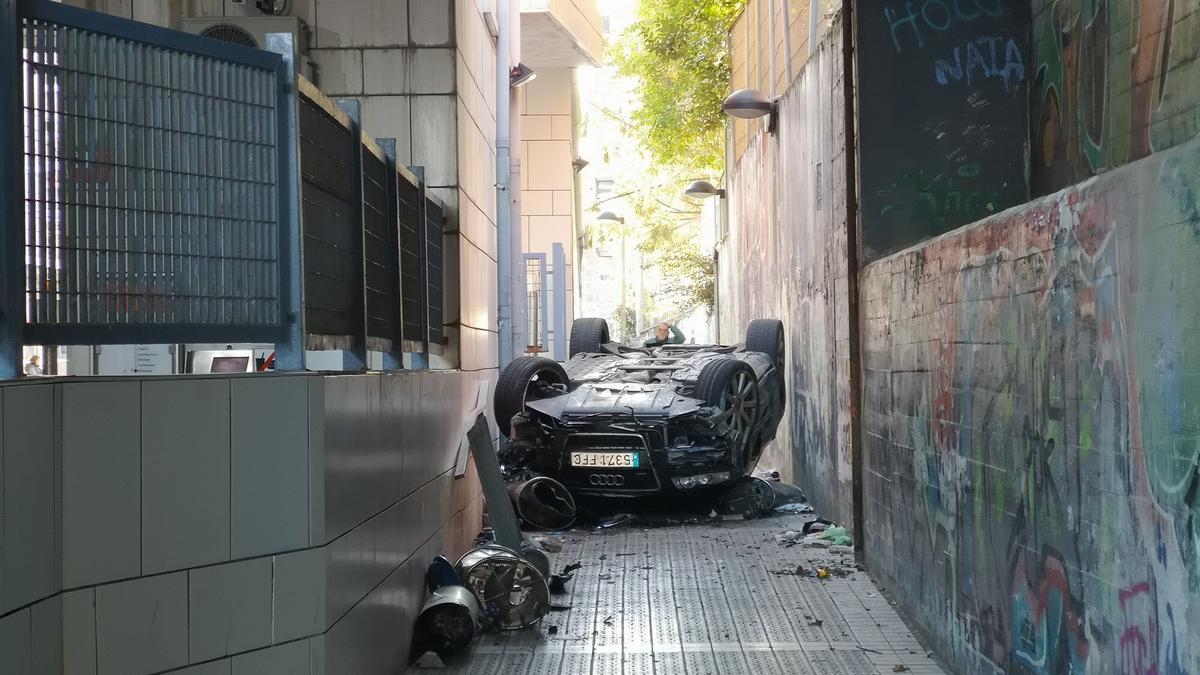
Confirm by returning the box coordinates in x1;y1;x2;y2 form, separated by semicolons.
1;0;22;377
425;194;444;345
298;93;360;338
361;148;396;342
396;171;424;343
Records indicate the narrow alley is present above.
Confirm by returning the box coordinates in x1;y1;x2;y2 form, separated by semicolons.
422;514;946;675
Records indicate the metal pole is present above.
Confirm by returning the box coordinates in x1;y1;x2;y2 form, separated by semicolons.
0;0;22;379
551;242;566;360
496;0;514;368
334;97;367;371
267;32;306;371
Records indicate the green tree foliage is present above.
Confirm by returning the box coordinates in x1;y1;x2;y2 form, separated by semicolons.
613;0;744;170
654;249;715;315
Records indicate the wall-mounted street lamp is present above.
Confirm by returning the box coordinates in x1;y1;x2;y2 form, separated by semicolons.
683;180;726;199
722;89;778;134
597;210;625;224
510;63;537;87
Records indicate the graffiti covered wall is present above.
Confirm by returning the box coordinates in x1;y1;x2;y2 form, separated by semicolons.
857;0;1031;260
720;21;855;525
861;136;1200;674
1031;0;1200;194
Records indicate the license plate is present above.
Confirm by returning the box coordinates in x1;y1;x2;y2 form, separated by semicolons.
570;451;640;468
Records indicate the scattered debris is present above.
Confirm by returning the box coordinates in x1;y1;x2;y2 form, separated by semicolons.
803;518;834;534
456;545;550;629
719;476;776;518
425;555;461;592
817;568;831;579
830;545;855;554
817;525;853;547
413;651;446;668
753;467;781;481
809;618;824;627
774;502;815;514
549;604;572;612
768;481;807;505
509;477;577;530
595;513;637;529
603;615;615;626
414;586;482;657
893;665;910;672
549;562;582;595
526;533;565;553
547;625;559;635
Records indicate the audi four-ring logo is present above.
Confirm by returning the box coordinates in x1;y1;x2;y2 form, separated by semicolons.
588;474;626;486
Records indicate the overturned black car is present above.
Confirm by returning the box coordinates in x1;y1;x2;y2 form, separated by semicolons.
496;318;785;498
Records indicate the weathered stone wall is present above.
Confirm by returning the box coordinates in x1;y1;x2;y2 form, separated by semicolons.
720;20;854;526
861;136;1200;674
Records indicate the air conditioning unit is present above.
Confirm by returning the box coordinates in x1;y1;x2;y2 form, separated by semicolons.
181;16;314;80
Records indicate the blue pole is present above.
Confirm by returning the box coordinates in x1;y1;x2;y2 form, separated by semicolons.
267;32;306;371
0;0;22;379
552;242;567;360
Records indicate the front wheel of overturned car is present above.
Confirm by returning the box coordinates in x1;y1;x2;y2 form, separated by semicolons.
695;359;762;473
495;357;569;438
569;317;610;357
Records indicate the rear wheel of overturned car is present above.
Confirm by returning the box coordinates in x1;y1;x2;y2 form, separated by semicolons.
495;357;569;438
569;317;610;356
695;359;762;473
745;319;785;373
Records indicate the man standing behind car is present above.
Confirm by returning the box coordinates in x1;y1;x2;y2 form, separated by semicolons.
644;322;685;347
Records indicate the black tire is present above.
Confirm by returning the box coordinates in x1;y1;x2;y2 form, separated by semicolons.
695;359;762;470
569;318;610;356
494;357;569;437
745;319;785;373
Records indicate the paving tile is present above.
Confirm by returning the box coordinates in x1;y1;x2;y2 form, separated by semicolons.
406;514;947;675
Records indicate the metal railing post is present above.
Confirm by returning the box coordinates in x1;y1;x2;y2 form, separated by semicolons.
267;32;306;371
551;242;567;360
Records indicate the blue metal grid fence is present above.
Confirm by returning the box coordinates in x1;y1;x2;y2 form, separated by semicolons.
16;0;289;346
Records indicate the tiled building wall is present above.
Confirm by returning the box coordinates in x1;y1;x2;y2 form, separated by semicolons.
860;136;1200;675
519;67;576;333
0;372;487;674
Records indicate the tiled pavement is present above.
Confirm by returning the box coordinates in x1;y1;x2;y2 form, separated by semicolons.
419;514;947;675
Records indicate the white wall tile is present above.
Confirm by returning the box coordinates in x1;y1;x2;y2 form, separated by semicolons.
522;189;553;215
231;377;309;559
63;589;97;675
61;381;141;588
273;548;327;642
1;385;58;614
311;49;363;95
360;96;412;164
315;0;408;48
551;114;572;140
552;189;572;216
142;379;231;574
409;0;453;45
96;573;189;675
522;67;571;115
525;140;572;190
411;95;458;186
189;558;273;662
362;48;455;95
523;114;552;141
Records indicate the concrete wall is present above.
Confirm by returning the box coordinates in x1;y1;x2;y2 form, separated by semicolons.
0;372;486;674
1030;0;1200;195
719;21;854;525
860;136;1200;674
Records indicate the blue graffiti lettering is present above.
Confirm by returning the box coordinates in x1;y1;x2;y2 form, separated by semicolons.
934;37;1025;89
884;0;1009;53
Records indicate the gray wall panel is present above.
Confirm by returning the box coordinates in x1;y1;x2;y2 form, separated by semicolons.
62;381;141;588
2;385;59;613
31;595;64;674
231;377;309;559
96;572;188;675
0;607;32;674
188;558;273;662
63;588;97;675
307;377;326;545
142;379;232;574
273;548;327;642
231;640;310;675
